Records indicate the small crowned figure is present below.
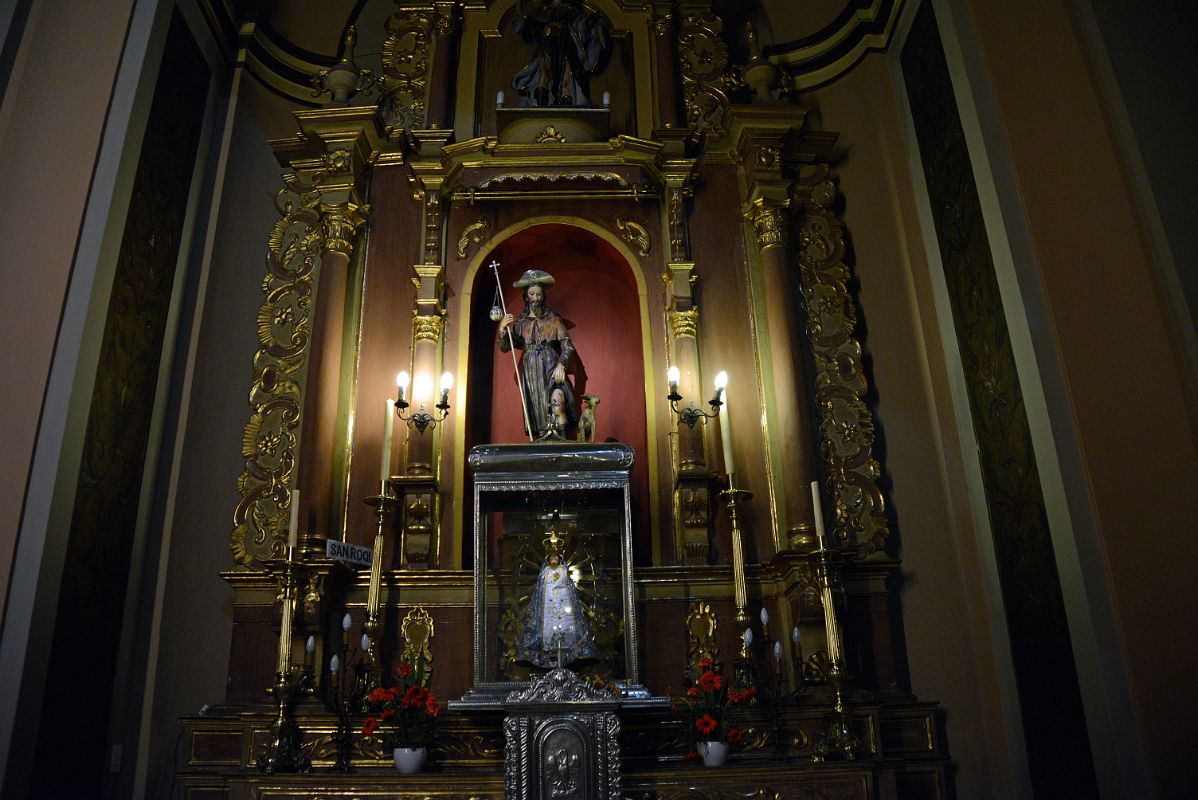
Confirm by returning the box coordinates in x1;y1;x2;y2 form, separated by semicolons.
516;521;598;669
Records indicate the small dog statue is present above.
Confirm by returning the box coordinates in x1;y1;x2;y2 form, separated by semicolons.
577;394;600;443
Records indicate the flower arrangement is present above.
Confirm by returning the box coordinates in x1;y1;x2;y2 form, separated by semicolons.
361;656;440;750
675;657;754;757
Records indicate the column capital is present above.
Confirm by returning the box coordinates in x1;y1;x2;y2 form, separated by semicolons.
412;313;445;344
319;200;368;256
667;307;700;340
747;200;789;252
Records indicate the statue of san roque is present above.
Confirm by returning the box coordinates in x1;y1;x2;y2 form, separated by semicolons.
497;269;577;440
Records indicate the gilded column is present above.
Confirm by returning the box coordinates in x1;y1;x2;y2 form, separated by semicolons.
746;195;819;551
297;199;366;538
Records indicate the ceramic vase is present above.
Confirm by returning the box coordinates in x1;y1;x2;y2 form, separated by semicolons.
393;746;427;775
697;740;728;767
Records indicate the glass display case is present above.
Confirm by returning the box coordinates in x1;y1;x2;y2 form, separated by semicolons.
458;442;647;703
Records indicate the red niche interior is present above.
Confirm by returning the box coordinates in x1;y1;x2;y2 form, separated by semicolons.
467;223;650;564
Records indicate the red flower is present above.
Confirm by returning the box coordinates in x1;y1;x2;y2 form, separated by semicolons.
698;671;722;692
699;657;713;670
726;727;744;744
396;663;413;678
381;708;395;720
425;694;441;717
682;750;700;762
361;716;379;736
686;686;701;698
405;685;426;703
695;713;718;736
367;687;391;703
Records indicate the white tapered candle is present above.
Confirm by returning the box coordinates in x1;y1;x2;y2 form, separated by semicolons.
716;371;733;486
381;398;394;483
810;480;827;548
287;489;300;549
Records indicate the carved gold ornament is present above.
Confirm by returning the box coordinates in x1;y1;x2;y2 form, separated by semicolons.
378;10;433;130
231;184;320;565
749;203;787;250
412;313;445;344
795;166;889;555
685;600;719;669
456;218;491;259
319;200;367;256
534;125;568;143
666;308;699;340
678;12;742;139
615;215;651;257
400;606;435;674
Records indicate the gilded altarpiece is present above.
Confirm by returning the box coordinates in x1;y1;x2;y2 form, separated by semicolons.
188;2;950;798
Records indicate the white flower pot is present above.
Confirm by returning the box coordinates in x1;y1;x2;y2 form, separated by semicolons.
393;746;427;775
697;740;728;767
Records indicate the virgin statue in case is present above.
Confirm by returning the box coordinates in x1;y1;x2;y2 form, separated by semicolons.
515;527;598;669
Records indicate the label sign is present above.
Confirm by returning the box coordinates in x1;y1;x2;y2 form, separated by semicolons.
326;540;373;567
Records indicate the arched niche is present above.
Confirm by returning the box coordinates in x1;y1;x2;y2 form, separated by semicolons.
462;223;651;566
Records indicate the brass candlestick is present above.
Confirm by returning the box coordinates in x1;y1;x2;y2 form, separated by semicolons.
363;481;398;683
810;545;859;762
721;486;754;694
257;549;312;773
718;487;753;629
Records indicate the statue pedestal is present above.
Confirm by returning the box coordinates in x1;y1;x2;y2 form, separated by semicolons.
500;669;622;800
496;107;612;144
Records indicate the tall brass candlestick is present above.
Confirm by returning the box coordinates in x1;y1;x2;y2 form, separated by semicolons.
257;550;311;773
364;480;397;683
719;487;753;628
809;481;858;761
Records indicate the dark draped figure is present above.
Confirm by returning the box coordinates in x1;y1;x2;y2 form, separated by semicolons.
498;275;578;439
511;0;608;107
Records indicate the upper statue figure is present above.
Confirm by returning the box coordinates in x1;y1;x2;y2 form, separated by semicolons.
497;269;578;440
511;0;609;107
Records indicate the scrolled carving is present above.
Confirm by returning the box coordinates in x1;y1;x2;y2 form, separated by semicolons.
615;215;651;257
794;166;889;556
504;668;615;704
231;184;320;565
678;12;741;139
666;308;699;340
456;218;491;259
378;10;433;131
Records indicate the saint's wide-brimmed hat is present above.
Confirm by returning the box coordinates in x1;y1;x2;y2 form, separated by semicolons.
513;269;555;288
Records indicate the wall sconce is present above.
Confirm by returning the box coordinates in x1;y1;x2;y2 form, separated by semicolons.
667;366;726;428
395;370;452;433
